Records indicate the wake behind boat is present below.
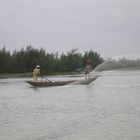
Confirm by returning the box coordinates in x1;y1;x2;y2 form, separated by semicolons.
26;75;99;87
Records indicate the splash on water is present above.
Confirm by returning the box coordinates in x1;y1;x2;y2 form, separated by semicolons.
95;54;140;71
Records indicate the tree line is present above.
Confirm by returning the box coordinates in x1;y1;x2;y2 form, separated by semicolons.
0;46;104;75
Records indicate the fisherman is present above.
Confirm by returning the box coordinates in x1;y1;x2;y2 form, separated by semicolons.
33;65;40;81
85;59;92;79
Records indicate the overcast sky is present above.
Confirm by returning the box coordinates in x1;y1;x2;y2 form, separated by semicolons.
0;0;140;58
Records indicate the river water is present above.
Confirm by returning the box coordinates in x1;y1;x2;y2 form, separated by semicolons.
0;70;140;140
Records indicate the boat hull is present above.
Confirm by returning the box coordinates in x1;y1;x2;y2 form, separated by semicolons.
26;80;75;87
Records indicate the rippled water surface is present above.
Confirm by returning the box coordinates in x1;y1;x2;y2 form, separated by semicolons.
0;70;140;140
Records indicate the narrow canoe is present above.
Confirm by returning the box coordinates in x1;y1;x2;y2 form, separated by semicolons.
26;75;99;87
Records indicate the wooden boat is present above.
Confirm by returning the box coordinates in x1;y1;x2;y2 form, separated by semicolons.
26;75;99;87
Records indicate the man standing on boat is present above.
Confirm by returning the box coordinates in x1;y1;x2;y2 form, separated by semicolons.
33;65;40;81
85;59;92;79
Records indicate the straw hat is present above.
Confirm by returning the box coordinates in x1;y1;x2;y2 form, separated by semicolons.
36;65;40;68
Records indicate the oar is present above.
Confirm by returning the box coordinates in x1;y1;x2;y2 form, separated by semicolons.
41;76;52;82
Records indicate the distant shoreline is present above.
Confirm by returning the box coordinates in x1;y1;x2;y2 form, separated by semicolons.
0;73;32;79
0;72;75;79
